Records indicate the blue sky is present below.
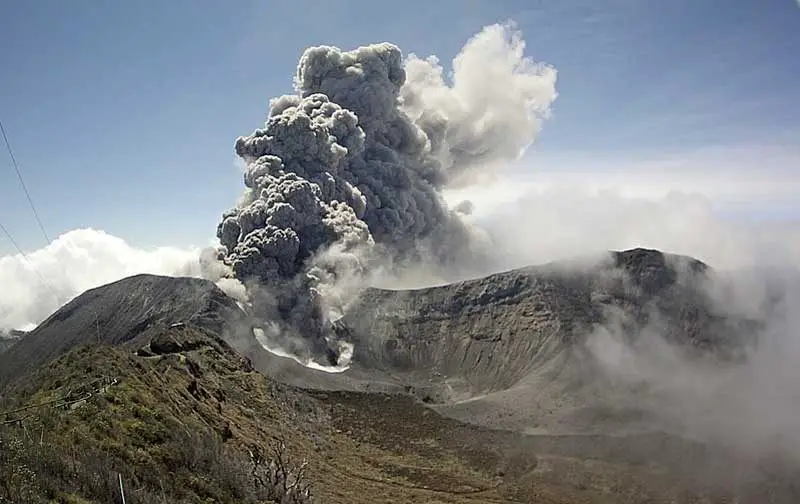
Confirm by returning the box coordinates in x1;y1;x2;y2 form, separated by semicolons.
1;0;799;256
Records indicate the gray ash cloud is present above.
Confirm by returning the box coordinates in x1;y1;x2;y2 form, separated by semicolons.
212;23;557;364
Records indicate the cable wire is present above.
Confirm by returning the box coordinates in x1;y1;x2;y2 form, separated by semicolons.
0;218;56;294
0;220;26;260
0;118;51;244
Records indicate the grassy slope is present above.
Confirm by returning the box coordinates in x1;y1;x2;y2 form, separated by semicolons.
0;325;777;504
1;326;519;503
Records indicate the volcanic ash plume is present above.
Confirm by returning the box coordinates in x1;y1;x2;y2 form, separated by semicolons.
212;22;557;364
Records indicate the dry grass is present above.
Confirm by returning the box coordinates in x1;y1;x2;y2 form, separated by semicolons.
0;400;312;504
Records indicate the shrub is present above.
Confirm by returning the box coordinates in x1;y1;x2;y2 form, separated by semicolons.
0;423;315;503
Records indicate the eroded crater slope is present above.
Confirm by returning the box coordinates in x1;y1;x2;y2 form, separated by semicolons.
339;248;759;433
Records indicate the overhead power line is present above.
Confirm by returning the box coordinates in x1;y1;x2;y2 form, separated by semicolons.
0;118;51;244
0;220;27;260
0;218;54;293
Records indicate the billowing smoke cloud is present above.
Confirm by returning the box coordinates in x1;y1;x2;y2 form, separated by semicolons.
211;22;557;362
0;228;200;331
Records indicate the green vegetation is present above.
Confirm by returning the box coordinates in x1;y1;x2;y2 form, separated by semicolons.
0;329;517;504
0;421;311;504
0;329;319;504
0;342;313;503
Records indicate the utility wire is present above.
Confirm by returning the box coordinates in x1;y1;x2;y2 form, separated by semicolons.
0;218;56;294
0;118;100;338
0;118;51;244
0;118;55;293
0;119;82;337
0;220;26;260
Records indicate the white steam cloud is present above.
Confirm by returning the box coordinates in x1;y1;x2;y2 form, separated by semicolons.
0;228;200;331
579;259;800;463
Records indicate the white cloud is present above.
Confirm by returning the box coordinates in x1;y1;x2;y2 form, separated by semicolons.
0;228;201;331
445;144;800;271
448;144;800;216
471;184;800;272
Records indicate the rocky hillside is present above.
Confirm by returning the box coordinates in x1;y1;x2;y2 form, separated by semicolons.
0;272;403;398
0;330;25;355
334;248;769;436
0;337;17;355
1;249;759;417
342;248;752;395
0;274;246;386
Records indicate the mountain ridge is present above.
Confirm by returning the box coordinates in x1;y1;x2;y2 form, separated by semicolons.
0;274;246;386
1;247;798;503
340;248;747;396
0;248;750;394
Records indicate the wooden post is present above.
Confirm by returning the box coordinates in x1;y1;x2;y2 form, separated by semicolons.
118;473;126;504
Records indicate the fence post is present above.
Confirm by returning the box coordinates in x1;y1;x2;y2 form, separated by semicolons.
118;473;126;504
